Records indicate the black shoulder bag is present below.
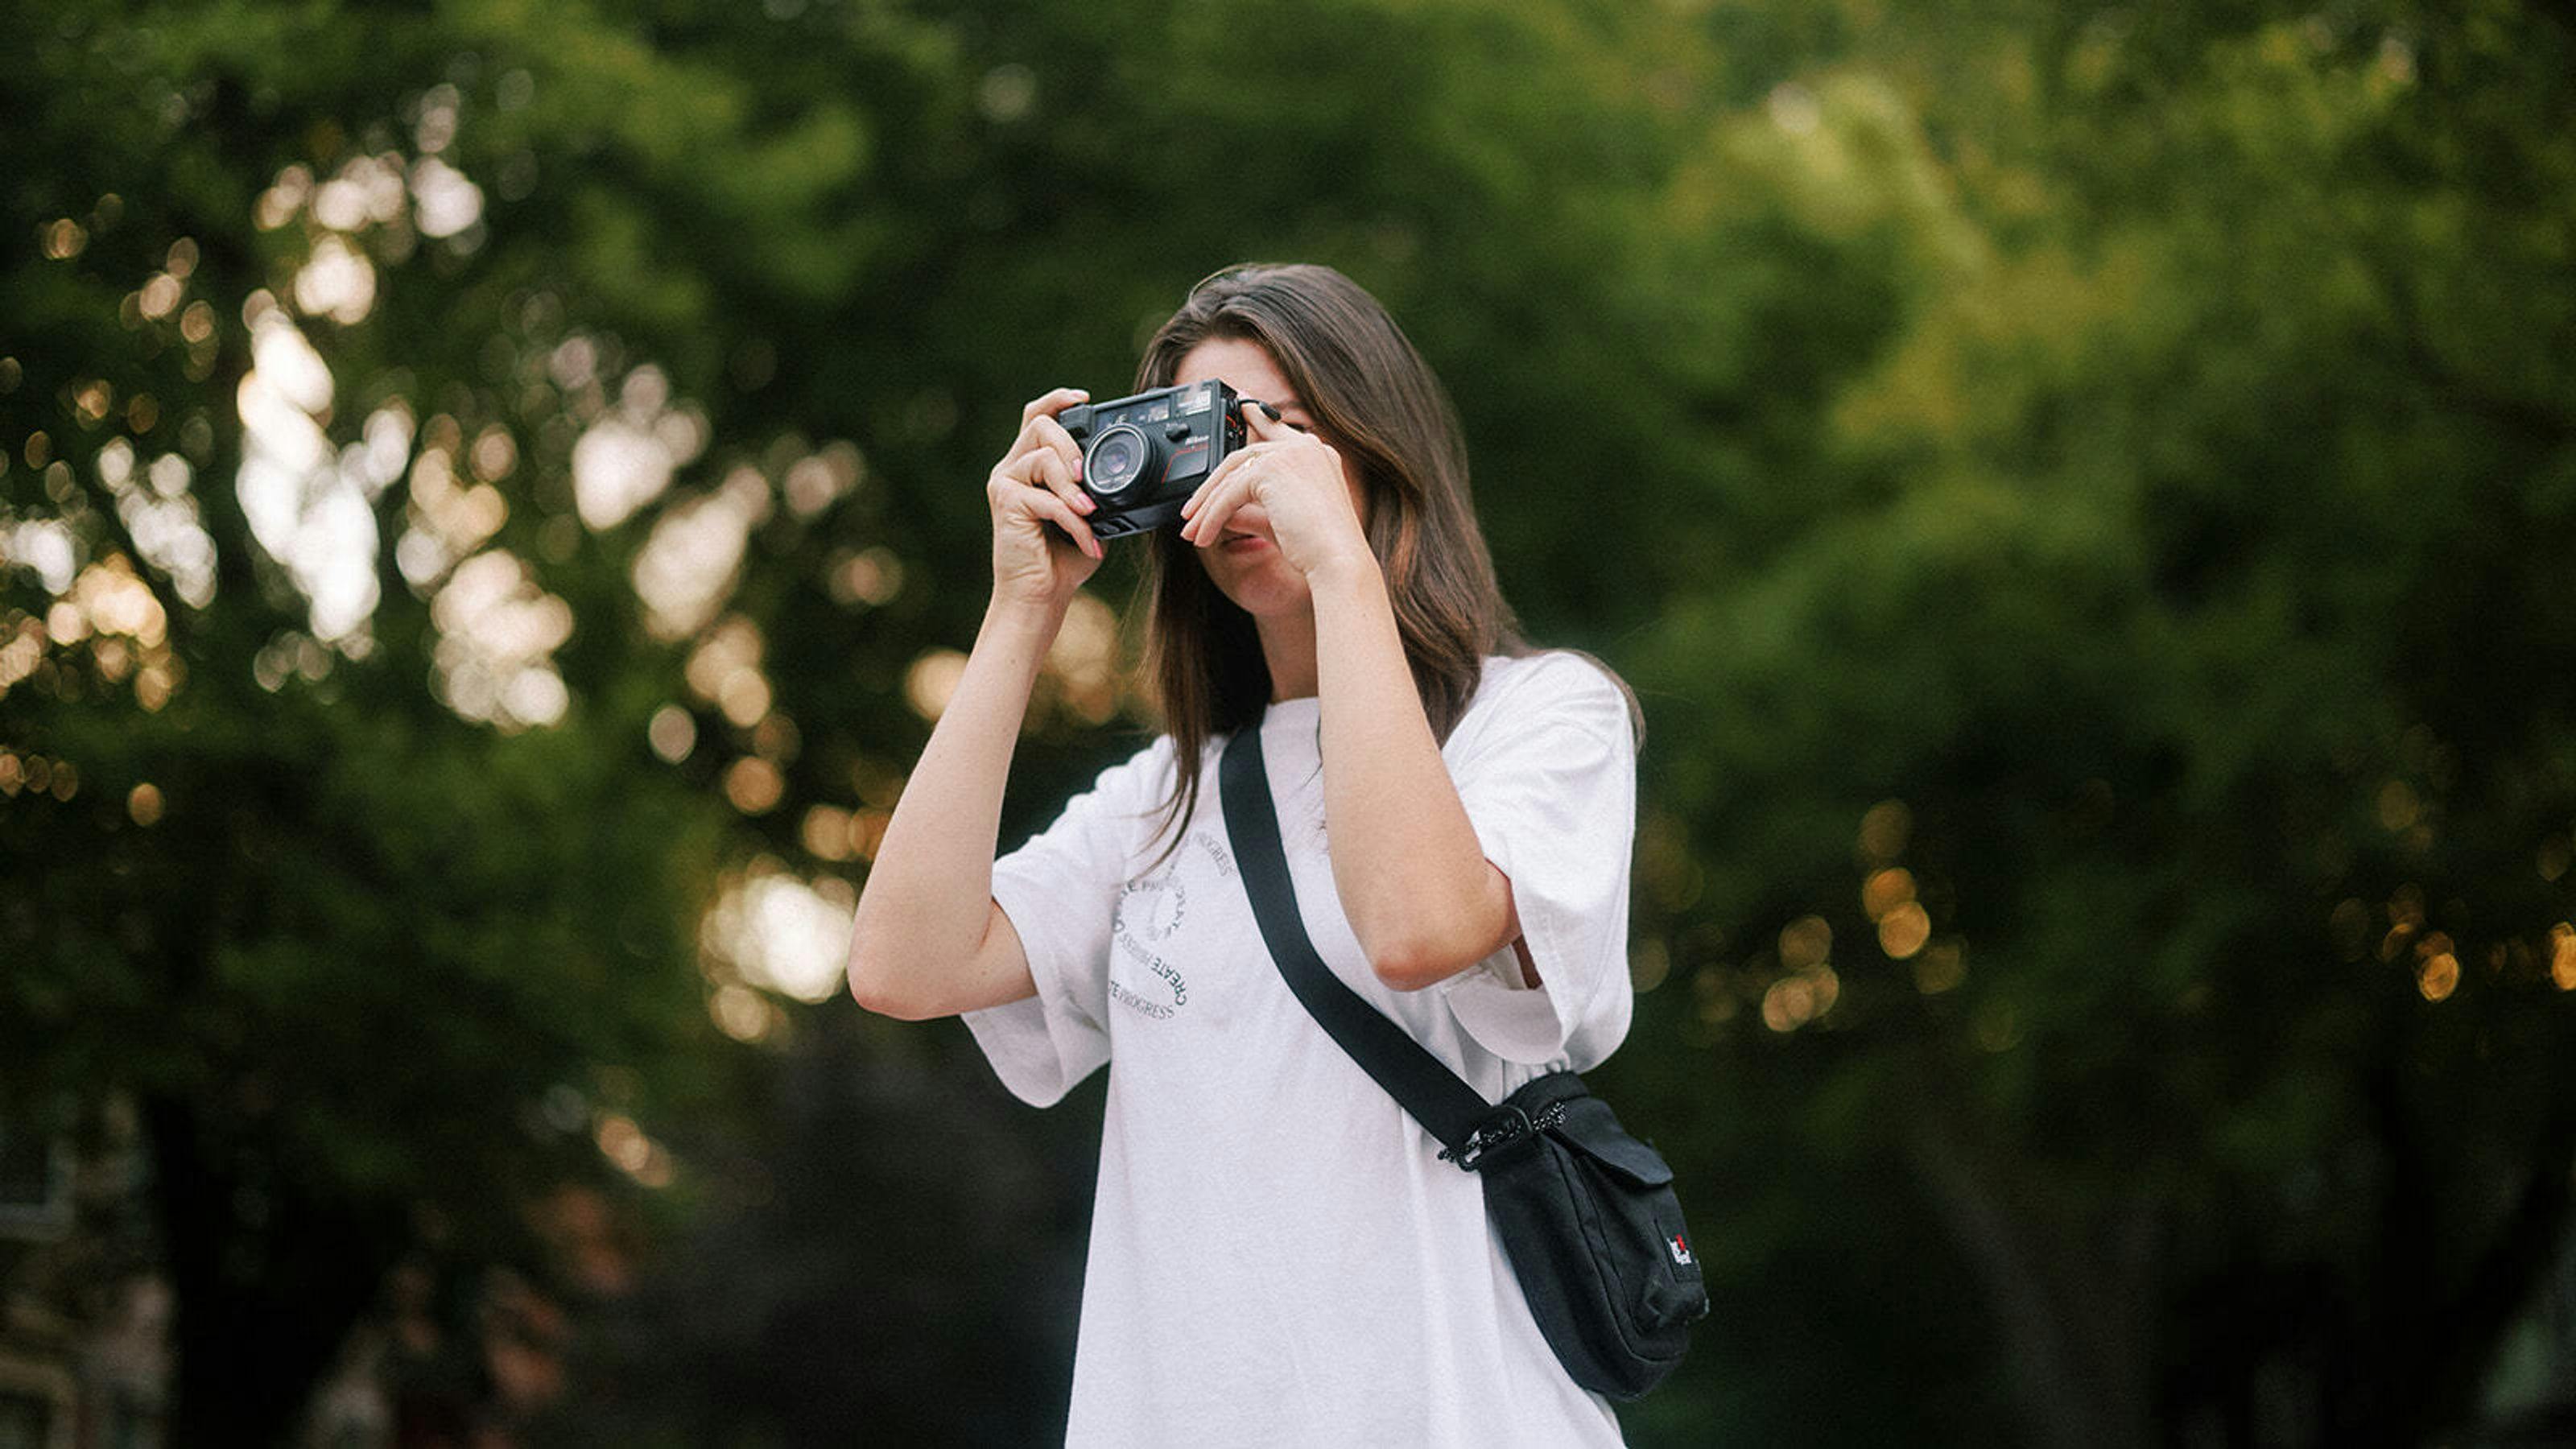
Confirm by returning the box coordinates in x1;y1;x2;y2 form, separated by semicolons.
1218;720;1708;1401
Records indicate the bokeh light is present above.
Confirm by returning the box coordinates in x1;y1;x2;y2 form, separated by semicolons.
698;864;857;1004
683;617;770;729
634;467;767;642
904;649;968;722
427;551;573;731
1913;940;1967;994
1877;902;1932;960
571;367;704;530
235;296;383;643
2417;944;2461;1002
593;1113;674;1188
723;758;783;815
1858;799;1912;862
1778;914;1831;971
646;704;697;764
1042;592;1121;724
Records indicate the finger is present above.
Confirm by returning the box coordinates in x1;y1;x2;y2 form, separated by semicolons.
1237;397;1290;441
1183;440;1279;521
1016;479;1103;559
1183;470;1257;547
1028;415;1088;496
1020;440;1094;518
1001;444;1074;504
1178;455;1232;532
1021;386;1090;427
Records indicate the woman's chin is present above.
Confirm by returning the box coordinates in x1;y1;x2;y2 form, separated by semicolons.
1204;553;1311;617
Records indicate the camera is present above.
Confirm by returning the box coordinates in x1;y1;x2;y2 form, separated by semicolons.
1059;381;1249;540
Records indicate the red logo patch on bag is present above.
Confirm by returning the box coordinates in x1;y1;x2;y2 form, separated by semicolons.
1667;1233;1695;1266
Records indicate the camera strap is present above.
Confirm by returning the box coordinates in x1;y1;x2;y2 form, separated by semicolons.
1217;713;1492;1157
1219;709;1710;1400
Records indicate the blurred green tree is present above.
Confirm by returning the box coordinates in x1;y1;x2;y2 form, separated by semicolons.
1618;2;2576;1443
0;0;925;1437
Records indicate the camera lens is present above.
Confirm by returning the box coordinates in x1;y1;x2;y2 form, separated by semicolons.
1086;424;1152;497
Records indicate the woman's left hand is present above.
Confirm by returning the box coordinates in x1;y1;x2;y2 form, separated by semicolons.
1177;401;1374;580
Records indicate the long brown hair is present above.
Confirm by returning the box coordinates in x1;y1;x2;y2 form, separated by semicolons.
1131;262;1531;849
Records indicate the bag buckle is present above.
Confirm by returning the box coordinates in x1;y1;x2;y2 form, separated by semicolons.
1438;1101;1568;1172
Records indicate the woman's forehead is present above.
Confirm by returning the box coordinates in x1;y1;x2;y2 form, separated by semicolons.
1175;336;1302;409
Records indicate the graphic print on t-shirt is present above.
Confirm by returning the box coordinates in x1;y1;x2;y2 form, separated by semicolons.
1104;828;1243;1022
1109;869;1191;1019
1183;826;1236;881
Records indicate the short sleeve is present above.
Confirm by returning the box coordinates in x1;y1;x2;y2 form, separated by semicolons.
962;737;1176;1106
1437;656;1637;1069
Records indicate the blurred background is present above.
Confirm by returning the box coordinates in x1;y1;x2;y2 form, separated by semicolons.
4;0;2574;1443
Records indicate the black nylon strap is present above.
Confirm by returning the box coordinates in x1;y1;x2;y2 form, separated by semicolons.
1218;716;1492;1153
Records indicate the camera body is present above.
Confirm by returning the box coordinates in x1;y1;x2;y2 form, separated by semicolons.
1059;380;1247;540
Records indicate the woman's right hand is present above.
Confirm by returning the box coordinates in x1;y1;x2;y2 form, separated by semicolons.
987;386;1104;614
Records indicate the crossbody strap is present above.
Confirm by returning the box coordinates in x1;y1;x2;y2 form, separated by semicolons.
1218;716;1495;1156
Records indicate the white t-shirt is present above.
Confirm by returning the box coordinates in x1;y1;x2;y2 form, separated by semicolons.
964;651;1637;1447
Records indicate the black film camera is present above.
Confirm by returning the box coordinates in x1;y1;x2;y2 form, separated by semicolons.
1059;380;1249;540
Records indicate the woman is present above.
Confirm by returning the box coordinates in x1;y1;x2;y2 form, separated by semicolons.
848;263;1638;1446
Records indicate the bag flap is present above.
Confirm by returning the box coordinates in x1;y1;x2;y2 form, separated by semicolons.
1546;1096;1676;1188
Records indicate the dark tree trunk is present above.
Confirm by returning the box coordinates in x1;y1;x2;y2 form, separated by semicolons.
1906;1112;2157;1449
143;1092;407;1445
